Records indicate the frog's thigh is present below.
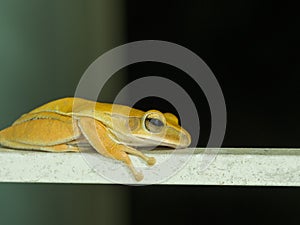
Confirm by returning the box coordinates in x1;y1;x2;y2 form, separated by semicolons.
0;118;81;152
78;117;146;181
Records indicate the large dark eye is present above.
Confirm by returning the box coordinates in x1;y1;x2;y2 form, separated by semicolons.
143;110;166;133
148;118;163;126
145;117;164;133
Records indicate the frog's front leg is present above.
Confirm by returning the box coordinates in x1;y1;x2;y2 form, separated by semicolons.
78;117;156;181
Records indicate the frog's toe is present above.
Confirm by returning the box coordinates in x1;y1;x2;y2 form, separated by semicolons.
134;171;144;181
127;163;144;181
147;156;156;166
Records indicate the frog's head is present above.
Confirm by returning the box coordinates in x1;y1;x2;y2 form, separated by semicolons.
109;109;191;149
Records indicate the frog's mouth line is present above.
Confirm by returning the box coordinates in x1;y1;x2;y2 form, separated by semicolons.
116;135;188;149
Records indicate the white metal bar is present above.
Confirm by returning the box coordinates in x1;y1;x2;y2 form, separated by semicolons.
0;147;299;186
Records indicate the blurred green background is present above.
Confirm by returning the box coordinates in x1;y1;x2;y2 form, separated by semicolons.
0;1;130;225
0;0;125;129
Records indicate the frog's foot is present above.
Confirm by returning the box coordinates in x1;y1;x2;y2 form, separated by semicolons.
130;166;144;181
122;146;156;166
114;150;144;181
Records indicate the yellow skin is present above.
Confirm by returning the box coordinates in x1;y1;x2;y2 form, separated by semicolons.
0;97;191;181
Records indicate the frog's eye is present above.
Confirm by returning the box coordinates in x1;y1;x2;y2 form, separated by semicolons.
143;110;166;133
145;117;164;133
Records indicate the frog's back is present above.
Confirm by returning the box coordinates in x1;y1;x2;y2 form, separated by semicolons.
15;97;145;124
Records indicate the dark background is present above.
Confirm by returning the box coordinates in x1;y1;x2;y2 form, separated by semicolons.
131;185;300;225
127;1;300;225
125;0;300;148
0;1;299;225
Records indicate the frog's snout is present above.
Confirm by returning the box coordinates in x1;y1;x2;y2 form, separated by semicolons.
178;128;192;148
